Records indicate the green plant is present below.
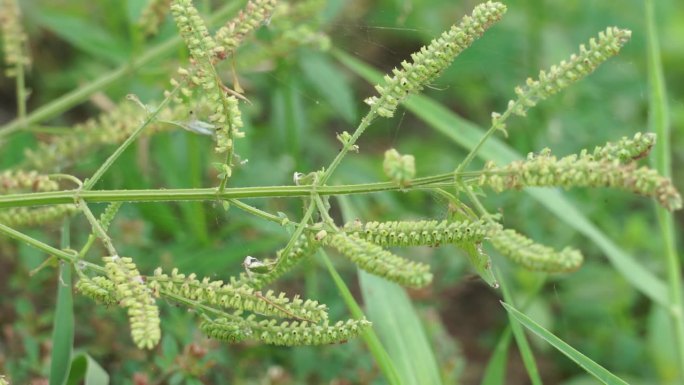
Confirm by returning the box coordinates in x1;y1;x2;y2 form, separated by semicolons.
1;0;682;383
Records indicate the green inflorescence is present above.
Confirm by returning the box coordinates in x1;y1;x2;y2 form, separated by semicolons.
489;229;584;272
478;146;682;211
75;275;119;306
586;132;656;163
214;0;277;58
0;205;78;228
103;255;161;350
495;27;631;130
233;233;321;289
149;267;328;322
200;315;371;346
343;219;502;247
0;170;58;193
138;0;173;36
383;149;416;187
366;1;507;118
0;0;30;76
323;233;433;288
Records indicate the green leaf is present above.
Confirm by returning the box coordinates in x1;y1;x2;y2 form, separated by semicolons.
498;272;542;385
337;196;442;385
333;49;668;307
360;272;444;385
299;51;358;123
318;249;403;385
66;352;109;385
480;328;512;385
461;242;498;288
49;223;74;385
501;301;629;385
32;11;130;65
271;62;309;169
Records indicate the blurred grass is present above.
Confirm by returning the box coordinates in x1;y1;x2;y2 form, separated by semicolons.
0;0;682;384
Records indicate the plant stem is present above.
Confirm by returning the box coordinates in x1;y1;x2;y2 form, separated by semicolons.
0;1;244;139
319;107;378;185
78;200;117;256
0;173;483;209
228;199;294;225
83;86;181;190
0;222;104;275
273;200;316;270
645;0;684;377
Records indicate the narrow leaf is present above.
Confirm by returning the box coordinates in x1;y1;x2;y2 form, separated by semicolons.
360;272;444;385
480;328;512;385
49;222;74;385
498;273;542;385
339;196;442;385
66;352;109;385
318;250;403;385
501;301;629;385
299;51;358;123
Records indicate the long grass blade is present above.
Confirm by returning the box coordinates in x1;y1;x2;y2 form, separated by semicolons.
338;196;443;385
66;352;109;385
480;328;512;385
501;301;629;385
49;221;74;385
318;250;403;385
644;0;684;378
497;272;542;385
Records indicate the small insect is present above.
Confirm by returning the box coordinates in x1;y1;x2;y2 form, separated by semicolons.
242;256;276;278
314;230;328;241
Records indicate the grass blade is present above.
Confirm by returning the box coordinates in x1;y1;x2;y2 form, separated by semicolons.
333;49;668;306
497;272;542;385
501;301;629;385
66;352;109;385
338;196;443;385
318;250;403;385
49;222;74;385
360;272;444;385
480;328;512;385
644;0;684;378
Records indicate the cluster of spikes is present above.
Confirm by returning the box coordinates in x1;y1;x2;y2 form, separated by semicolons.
0;171;77;228
1;0;682;353
77;267;368;347
167;0;277;183
365;1;507;118
0;0;30;76
477;132;682;211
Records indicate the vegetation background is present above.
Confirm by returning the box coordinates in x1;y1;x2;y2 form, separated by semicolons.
0;0;682;384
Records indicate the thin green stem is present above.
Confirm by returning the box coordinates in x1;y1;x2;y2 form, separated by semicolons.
454;108;514;175
78;200;117;256
160;289;238;321
0;222;77;264
0;173;485;209
0;1;244;140
461;182;490;218
314;194;337;228
83;86;181;190
645;0;684;378
228;198;294;226
319;107;379;185
273;200;316;270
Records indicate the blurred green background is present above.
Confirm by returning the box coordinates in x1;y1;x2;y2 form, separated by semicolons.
0;0;682;384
